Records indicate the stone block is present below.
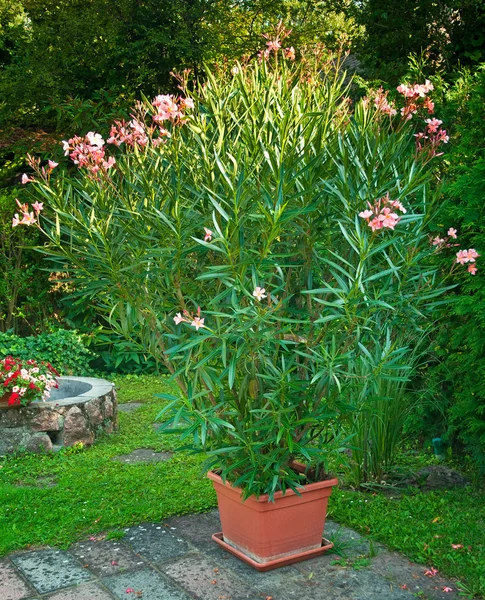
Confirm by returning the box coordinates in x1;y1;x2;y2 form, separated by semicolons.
0;428;31;455
30;409;62;432
0;557;36;600
69;539;146;577
45;582;114;600
10;549;93;595
102;568;191;600
124;523;192;562
85;398;103;425
26;433;53;454
103;397;114;417
162;553;261;600
62;406;93;447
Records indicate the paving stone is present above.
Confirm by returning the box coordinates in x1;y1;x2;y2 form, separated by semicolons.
163;510;221;551
102;568;191;600
69;539;147;577
162;553;261;600
10;549;93;595
111;448;172;464
124;523;193;562
0;558;36;600
44;582;115;600
117;403;144;413
370;551;460;599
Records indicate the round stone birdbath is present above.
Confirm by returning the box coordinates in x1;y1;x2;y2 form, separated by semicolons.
0;376;117;455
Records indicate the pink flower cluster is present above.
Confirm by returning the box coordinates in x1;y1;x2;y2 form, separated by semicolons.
173;307;205;330
12;198;43;228
359;193;406;232
456;248;479;274
258;41;295;61
151;95;194;126
432;227;479;275
107;118;151;148
415;118;449;157
62;131;116;175
397;80;435;120
372;87;397;116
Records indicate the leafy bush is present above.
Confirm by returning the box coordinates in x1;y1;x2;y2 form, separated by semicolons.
18;38;460;492
0;329;94;375
0;187;59;333
426;65;485;470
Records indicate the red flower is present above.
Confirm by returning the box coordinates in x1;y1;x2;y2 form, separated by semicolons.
8;392;20;406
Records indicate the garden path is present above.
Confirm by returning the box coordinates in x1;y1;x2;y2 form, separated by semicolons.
0;511;460;600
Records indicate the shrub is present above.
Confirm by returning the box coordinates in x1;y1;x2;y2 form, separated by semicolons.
0;329;94;375
18;42;459;490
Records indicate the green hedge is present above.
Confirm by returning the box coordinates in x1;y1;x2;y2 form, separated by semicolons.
0;329;94;375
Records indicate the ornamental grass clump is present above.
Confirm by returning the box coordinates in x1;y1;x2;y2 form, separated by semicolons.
17;37;461;493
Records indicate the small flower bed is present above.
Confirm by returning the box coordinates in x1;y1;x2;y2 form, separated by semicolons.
1;356;59;406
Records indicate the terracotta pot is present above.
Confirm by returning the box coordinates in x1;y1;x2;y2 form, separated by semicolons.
207;467;338;571
0;392;12;409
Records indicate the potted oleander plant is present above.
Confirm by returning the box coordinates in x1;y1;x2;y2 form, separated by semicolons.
16;34;461;569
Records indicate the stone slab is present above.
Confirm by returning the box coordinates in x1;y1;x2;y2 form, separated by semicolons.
117;403;143;413
10;549;93;594
163;510;221;551
102;568;191;600
162;553;261;600
111;449;172;464
45;582;115;600
124;523;192;562
0;558;36;600
69;539;146;577
370;550;460;599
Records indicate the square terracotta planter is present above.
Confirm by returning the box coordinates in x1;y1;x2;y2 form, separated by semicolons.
207;469;338;571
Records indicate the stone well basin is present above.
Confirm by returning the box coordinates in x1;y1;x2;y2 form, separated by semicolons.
0;376;117;455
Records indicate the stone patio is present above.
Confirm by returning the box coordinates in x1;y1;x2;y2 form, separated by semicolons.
0;511;461;600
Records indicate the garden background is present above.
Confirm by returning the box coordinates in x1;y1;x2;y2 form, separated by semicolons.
1;0;485;596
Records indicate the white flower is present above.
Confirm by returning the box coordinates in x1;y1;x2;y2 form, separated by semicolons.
252;287;267;301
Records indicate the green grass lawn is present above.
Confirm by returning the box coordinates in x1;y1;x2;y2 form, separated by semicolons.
0;374;217;554
0;374;483;597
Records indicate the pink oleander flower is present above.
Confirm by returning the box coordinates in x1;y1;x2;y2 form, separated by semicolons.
266;40;281;52
466;248;479;261
456;249;469;264
12;213;20;227
21;173;33;184
191;316;205;330
86;131;105;147
424;567;438;577
425;118;442;133
442;587;453;593
284;46;295;60
423;97;435;113
447;228;457;239
390;200;407;213
252;287;267;301
181;97;194;110
32;201;44;214
468;264;478;275
174;312;185;325
359;210;374;219
377;207;400;230
152;94;181;122
48;160;58;170
373;87;397;116
432;236;445;246
204;227;213;242
62;140;70;155
20;212;36;226
451;544;464;549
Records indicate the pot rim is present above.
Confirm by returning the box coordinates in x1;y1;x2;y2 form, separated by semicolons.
207;469;338;503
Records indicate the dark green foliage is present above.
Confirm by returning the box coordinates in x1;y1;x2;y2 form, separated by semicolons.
0;329;94;374
350;0;485;81
427;66;485;470
0;187;58;333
